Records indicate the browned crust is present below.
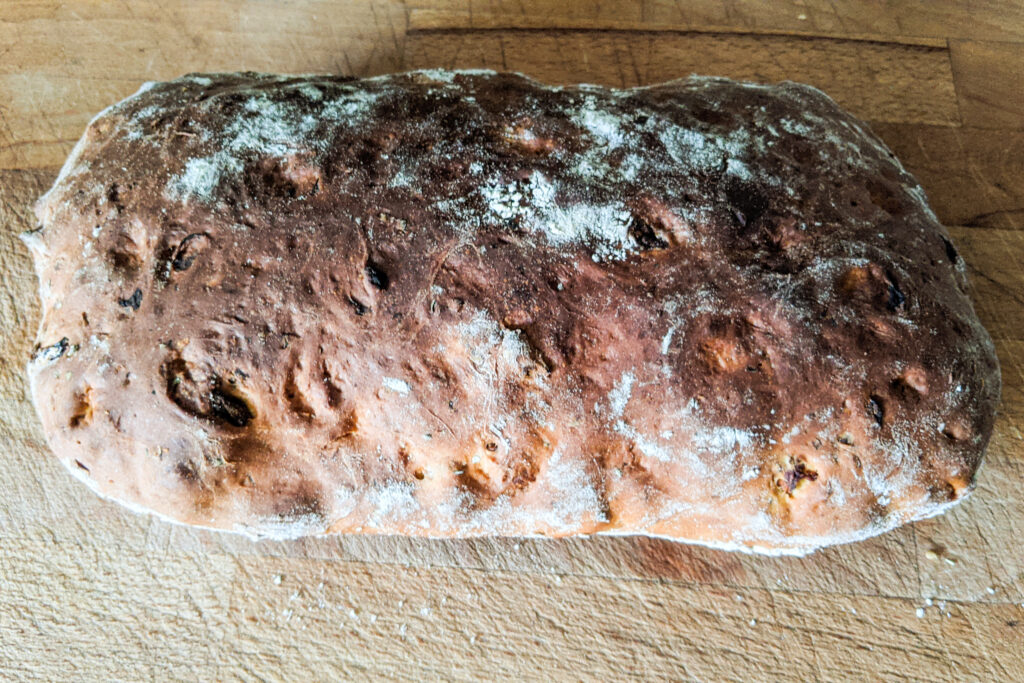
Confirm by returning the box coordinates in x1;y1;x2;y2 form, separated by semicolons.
24;70;1000;554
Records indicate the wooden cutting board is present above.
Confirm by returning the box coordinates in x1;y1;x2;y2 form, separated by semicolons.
2;2;1023;680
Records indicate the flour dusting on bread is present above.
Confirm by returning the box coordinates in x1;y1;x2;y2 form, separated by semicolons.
25;69;999;554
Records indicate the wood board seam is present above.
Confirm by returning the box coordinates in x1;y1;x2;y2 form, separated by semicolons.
951;213;1024;230
947;37;970;130
404;25;952;51
406;11;951;48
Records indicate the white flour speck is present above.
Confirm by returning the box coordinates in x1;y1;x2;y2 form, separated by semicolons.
661;325;677;355
165;81;382;202
167;154;242;201
573;102;625;148
382;377;411;395
607;371;635;419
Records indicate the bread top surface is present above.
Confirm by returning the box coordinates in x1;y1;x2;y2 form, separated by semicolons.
25;70;1000;554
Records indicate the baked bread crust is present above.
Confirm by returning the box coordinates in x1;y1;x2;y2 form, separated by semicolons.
25;70;1000;554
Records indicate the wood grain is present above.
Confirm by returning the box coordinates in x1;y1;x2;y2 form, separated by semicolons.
947;227;1024;342
874;124;1024;230
3;3;1024;681
916;456;1024;604
407;0;1024;43
950;40;1024;130
0;169;49;401
4;534;1022;682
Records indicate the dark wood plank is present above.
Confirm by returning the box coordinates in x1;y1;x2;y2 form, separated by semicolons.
872;124;1024;230
995;340;1024;423
408;0;1024;43
951;40;1024;130
950;227;1024;343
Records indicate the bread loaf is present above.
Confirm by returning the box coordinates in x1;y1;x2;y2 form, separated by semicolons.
24;70;1000;554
